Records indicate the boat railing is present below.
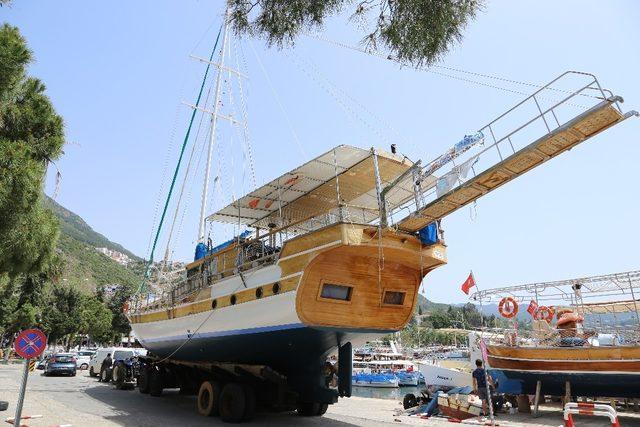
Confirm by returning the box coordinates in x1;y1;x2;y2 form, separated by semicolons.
382;71;636;230
476;325;640;348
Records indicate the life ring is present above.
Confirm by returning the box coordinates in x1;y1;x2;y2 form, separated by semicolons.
534;306;554;323
498;297;519;318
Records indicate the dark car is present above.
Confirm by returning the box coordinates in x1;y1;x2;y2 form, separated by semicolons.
44;353;77;376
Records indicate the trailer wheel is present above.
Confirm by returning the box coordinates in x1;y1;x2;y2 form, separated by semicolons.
138;367;150;394
149;367;163;397
197;380;221;417
297;402;328;416
241;384;256;421
219;383;248;423
114;365;125;390
403;393;417;409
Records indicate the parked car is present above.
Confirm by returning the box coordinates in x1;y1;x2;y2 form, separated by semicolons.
44;353;77;376
88;347;146;379
74;350;95;370
36;353;53;370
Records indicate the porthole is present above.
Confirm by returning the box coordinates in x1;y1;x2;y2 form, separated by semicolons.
211;299;217;309
272;282;281;294
230;294;237;305
255;287;263;299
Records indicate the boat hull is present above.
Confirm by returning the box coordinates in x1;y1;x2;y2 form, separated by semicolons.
418;362;472;388
490;370;640;398
139;320;383;377
487;344;640;398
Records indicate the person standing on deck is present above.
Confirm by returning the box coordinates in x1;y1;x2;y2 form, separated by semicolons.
472;359;493;415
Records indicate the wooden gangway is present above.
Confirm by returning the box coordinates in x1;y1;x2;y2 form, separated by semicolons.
391;71;638;232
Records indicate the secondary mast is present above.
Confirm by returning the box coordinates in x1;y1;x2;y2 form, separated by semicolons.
198;7;230;243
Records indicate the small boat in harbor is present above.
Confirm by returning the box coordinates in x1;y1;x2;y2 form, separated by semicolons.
418;360;472;388
470;270;640;398
352;372;399;388
395;370;420;386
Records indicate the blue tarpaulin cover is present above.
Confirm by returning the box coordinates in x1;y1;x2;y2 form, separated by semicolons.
194;230;253;261
418;223;438;246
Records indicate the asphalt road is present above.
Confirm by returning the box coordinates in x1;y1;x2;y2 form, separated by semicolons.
0;363;400;426
3;363;639;426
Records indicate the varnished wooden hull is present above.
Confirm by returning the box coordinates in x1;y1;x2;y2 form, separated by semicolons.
130;223;446;379
487;345;640;397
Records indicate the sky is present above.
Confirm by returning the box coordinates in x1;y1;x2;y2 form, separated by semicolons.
3;1;639;304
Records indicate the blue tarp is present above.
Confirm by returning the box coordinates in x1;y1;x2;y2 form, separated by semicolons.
193;230;253;261
418;223;438;246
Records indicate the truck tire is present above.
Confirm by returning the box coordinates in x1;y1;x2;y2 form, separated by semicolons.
241;384;256;421
197;380;221;417
114;365;125;390
100;366;112;383
138;367;150;394
297;402;328;416
149;367;163;397
219;383;248;423
89;366;97;377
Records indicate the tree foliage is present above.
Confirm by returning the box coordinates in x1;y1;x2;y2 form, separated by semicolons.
0;23;65;277
229;0;483;66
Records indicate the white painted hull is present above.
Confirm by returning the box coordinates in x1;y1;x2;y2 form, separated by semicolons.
418;362;472;388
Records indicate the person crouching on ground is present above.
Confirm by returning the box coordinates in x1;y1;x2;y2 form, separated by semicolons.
472;359;494;415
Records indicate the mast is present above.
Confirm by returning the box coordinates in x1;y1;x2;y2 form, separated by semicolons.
198;7;230;243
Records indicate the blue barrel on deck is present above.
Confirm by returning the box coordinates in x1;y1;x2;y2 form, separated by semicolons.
194;242;207;261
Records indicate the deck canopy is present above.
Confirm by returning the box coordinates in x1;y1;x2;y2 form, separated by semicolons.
207;145;417;231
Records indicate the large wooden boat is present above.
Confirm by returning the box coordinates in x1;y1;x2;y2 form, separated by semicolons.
128;23;636;407
471;270;640;398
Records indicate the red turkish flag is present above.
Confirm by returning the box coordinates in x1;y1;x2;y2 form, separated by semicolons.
527;300;539;317
461;272;476;295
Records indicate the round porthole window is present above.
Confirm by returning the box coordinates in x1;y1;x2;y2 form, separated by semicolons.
211;299;217;309
272;282;281;294
255;287;263;299
230;294;237;305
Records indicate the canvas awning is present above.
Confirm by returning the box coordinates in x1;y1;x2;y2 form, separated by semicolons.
207;145;416;230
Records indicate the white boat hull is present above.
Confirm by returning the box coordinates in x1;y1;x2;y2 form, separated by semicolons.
418;362;472;388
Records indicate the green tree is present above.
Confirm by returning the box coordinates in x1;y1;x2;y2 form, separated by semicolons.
79;297;113;344
108;285;134;340
0;23;64;278
41;285;84;345
229;0;483;66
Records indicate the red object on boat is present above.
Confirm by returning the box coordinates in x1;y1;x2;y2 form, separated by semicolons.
557;312;584;326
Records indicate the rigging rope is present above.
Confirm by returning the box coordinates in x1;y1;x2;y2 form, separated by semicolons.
249;41;308;161
138;25;223;295
309;35;596;107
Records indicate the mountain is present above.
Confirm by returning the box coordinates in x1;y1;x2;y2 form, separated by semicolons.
44;196;143;293
44;196;141;261
416;293;450;314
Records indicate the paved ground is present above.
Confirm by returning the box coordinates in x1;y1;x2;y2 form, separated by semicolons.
2;363;640;426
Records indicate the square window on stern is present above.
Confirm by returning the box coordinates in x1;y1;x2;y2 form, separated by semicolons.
383;290;406;306
320;283;353;301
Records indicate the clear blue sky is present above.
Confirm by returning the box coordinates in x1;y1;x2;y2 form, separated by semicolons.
4;1;639;303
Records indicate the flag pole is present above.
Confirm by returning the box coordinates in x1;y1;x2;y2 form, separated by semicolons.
468;271;495;427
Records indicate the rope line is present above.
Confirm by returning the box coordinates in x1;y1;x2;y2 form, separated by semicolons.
138;25;223;295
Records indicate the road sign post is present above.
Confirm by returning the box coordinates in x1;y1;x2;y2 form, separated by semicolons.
12;328;47;427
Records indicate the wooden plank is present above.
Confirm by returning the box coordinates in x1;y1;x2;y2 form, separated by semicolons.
487;345;640;360
295;244;432;330
488;355;640;372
